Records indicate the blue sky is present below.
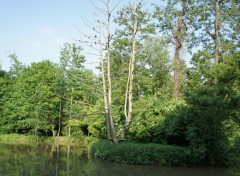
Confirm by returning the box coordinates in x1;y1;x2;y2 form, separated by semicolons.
0;0;160;71
0;0;93;70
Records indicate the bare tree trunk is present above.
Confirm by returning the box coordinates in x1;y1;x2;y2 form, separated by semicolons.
107;0;118;144
215;0;220;63
121;0;138;140
98;19;111;140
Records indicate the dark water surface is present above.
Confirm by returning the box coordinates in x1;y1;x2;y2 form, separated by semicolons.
0;144;239;176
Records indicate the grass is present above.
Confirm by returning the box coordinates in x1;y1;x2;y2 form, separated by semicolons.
0;134;97;146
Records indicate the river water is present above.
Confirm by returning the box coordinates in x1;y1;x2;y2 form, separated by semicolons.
0;144;239;176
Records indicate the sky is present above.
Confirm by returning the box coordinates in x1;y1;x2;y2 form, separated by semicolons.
0;0;161;71
0;0;92;71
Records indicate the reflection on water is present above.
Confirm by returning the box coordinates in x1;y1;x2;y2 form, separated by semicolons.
0;144;239;176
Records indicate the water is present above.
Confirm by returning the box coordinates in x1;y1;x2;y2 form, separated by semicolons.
0;144;239;176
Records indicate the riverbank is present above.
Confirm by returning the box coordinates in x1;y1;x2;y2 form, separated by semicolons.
0;134;96;146
2;134;239;166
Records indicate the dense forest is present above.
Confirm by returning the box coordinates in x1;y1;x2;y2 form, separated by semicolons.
0;0;240;165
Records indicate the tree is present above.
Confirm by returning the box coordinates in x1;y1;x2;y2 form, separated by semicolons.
8;53;26;79
98;20;112;140
0;54;26;134
106;0;118;144
1;61;62;136
0;70;10;130
112;0;155;139
137;37;172;97
188;0;240;63
59;43;99;137
86;0;123;143
59;43;85;137
184;50;240;164
154;0;187;100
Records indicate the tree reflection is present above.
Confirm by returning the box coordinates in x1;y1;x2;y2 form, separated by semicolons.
0;144;97;176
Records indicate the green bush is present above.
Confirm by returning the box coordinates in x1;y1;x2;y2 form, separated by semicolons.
227;137;240;165
89;140;191;166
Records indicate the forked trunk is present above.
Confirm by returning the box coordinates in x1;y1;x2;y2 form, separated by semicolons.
121;0;137;140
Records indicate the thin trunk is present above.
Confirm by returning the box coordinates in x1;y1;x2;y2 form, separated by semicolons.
68;88;73;137
124;57;131;122
215;0;220;63
107;0;118;144
174;12;183;100
51;124;55;137
99;20;111;140
57;99;62;136
121;0;138;139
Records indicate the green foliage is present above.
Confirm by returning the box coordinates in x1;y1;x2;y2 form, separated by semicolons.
187;0;240;53
152;102;190;146
129;97;176;143
227;137;240;165
146;51;240;165
8;53;26;78
0;70;9;117
90;141;190;166
0;61;62;135
59;43;100;137
166;51;240;165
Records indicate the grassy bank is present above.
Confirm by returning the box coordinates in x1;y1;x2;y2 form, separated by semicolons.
89;140;193;166
0;134;96;146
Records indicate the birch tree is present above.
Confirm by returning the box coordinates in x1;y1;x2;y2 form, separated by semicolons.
112;0;155;139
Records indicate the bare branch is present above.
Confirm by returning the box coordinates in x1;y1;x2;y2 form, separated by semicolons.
56;94;95;107
91;0;108;14
110;0;123;14
70;74;103;94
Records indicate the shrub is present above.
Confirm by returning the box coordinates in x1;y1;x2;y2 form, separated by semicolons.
89;140;190;166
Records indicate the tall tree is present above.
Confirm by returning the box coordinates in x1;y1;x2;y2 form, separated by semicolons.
189;0;240;63
112;0;155;139
1;61;62;136
106;0;118;144
120;0;138;139
184;49;240;164
97;20;111;140
59;43;99;137
154;0;187;100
